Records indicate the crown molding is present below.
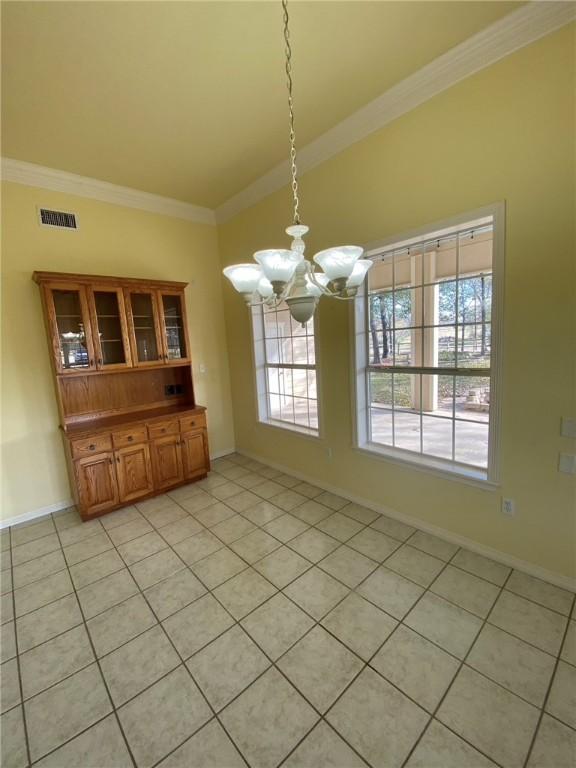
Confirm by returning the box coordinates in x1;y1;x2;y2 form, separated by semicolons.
215;1;576;224
1;158;216;226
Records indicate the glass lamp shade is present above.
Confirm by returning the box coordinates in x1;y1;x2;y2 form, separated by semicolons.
223;264;263;294
254;249;303;284
257;277;274;298
346;259;373;288
306;272;329;298
313;246;363;281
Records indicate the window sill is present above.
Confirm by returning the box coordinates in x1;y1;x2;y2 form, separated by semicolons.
356;441;499;490
258;418;322;441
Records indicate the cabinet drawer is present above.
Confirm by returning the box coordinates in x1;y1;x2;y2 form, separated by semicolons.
71;434;112;459
180;413;206;433
148;419;179;440
112;426;147;449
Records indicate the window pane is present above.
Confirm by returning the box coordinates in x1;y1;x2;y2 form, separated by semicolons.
422;415;453;460
307;370;317;399
264;311;279;338
369;371;393;408
269;393;282;421
437;281;457;324
279;337;293;364
436;375;455;418
423;325;456;368
267;367;280;394
309;399;319;430
306;336;316;365
394;407;421;452
276;310;291;336
455;376;490;423
392;288;418;328
394;249;422;289
458;276;492;324
370;408;393;445
393;328;422;367
293;397;309;426
393;373;418;411
368;259;393;293
456;323;491;368
266;338;280;364
292;335;308;364
292;369;308;397
455;421;488;467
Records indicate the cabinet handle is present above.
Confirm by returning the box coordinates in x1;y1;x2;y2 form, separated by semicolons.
89;444;96;451
108;458;113;465
116;457;120;463
98;358;103;366
90;359;94;367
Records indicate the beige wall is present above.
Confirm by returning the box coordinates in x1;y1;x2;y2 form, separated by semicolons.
219;26;576;581
1;183;234;521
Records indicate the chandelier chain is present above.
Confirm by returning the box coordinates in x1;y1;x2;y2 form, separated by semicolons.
282;0;300;226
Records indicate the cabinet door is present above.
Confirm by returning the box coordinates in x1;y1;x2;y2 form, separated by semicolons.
44;283;96;374
124;289;164;367
151;435;184;489
158;290;190;363
75;452;118;515
182;430;209;480
88;286;132;370
115;443;154;502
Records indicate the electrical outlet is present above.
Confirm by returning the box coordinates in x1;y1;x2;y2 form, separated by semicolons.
502;498;515;517
561;418;576;439
326;447;333;460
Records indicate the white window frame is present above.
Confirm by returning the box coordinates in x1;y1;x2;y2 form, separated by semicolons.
251;301;322;438
352;203;505;486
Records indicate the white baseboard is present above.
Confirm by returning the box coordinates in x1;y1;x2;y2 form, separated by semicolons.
238;448;576;593
0;452;236;531
0;499;74;530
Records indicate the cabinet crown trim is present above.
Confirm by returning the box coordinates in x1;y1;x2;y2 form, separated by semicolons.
33;271;188;290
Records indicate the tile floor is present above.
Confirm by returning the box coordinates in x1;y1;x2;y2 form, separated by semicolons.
1;453;575;768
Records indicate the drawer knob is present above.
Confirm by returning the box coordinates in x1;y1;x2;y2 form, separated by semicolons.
89;444;96;451
161;428;166;433
191;421;196;426
128;435;134;442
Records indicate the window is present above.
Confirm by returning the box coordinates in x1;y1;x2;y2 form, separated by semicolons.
252;300;319;434
354;207;503;481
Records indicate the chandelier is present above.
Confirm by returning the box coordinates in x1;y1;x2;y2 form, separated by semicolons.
223;0;372;325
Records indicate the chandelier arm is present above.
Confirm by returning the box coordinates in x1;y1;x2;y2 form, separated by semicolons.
305;267;332;296
282;0;300;226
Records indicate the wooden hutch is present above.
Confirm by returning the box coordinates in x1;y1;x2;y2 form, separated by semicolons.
33;271;210;520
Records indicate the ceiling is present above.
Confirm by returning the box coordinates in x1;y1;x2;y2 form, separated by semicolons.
2;1;523;210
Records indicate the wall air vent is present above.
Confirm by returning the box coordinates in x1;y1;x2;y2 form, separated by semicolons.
38;208;78;230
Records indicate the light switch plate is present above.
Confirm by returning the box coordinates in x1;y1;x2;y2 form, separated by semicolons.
561;418;576;439
559;453;576;475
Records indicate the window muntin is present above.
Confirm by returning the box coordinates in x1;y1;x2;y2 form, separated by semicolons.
359;215;498;478
252;300;318;434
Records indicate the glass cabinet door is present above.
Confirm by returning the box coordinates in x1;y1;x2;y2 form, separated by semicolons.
47;285;95;373
125;290;163;365
89;287;132;369
159;291;189;362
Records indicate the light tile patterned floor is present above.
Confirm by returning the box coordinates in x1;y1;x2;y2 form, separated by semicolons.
1;453;575;768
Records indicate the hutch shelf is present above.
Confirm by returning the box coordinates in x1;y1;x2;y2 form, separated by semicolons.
34;271;210;520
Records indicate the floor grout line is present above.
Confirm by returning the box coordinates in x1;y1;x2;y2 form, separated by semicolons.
522;589;576;768
3;456;575;768
46;521;139;768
